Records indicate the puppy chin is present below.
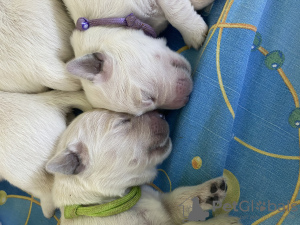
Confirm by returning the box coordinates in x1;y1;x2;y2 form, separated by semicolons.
149;138;172;160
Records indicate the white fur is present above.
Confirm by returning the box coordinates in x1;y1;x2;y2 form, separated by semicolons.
0;0;81;93
63;0;214;48
0;0;212;114
0;91;92;218
44;110;240;224
61;0;215;115
0;0;214;115
0;95;239;223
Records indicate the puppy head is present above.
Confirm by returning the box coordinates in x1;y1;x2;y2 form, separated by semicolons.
67;28;193;115
46;110;171;196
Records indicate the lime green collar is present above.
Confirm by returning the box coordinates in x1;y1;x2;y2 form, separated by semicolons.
64;186;141;219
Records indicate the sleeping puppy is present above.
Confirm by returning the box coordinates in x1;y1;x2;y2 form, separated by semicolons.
0;90;92;218
46;110;241;224
0;0;81;93
0;0;205;116
62;0;215;115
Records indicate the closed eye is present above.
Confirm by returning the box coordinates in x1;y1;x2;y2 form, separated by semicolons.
113;118;132;129
142;91;156;103
148;96;156;103
121;118;131;124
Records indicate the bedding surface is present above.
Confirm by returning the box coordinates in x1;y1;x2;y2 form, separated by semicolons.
1;0;300;224
155;1;300;224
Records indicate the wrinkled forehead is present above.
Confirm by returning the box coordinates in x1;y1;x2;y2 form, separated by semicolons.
76;110;119;133
90;109;127;121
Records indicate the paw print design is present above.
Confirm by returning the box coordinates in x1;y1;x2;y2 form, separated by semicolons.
256;201;266;212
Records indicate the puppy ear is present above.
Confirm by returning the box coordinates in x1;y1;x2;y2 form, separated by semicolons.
46;142;89;175
66;53;112;82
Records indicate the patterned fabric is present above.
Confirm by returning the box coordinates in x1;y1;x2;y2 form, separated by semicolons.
154;0;300;224
0;181;60;224
1;0;300;224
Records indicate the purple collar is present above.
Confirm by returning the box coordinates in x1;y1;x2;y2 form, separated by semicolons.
76;13;157;38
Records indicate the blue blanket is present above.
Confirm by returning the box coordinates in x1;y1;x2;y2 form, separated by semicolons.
1;0;299;224
155;0;300;224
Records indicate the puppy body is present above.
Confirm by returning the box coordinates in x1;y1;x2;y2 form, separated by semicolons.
0;96;239;224
0;0;212;115
0;0;211;114
0;0;81;92
0;91;92;217
55;183;240;225
46;110;241;225
63;0;215;48
62;0;215;115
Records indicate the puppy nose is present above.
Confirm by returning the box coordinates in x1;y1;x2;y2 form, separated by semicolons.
176;78;193;96
142;110;169;136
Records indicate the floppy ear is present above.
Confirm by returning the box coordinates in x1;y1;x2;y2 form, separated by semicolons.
46;142;89;175
66;53;112;82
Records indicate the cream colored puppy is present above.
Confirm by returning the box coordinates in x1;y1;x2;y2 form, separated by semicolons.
0;0;81;93
0;0;209;115
46;110;241;225
62;0;215;115
0;91;92;218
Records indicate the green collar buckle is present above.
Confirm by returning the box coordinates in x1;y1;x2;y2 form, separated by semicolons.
64;186;141;219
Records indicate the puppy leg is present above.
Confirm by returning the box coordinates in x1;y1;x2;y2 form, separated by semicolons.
39;91;92;112
184;214;241;224
40;192;56;218
189;0;215;10
157;0;208;49
162;177;227;224
40;60;82;92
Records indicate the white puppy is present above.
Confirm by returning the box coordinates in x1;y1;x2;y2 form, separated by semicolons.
0;90;92;218
45;110;241;225
0;0;81;93
0;93;239;224
62;0;215;115
0;0;210;115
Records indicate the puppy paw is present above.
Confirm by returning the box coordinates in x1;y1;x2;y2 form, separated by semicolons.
207;214;241;225
196;177;227;210
225;217;241;225
218;216;241;225
181;22;208;49
40;197;56;218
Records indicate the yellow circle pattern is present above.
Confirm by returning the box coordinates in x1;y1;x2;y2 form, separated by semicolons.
0;190;7;205
192;156;202;169
213;169;241;216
